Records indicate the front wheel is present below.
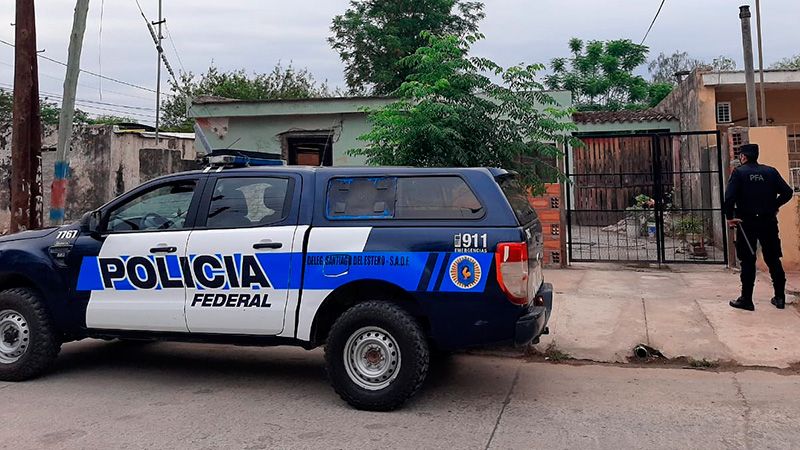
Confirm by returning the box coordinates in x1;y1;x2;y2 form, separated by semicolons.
325;301;429;411
0;288;61;381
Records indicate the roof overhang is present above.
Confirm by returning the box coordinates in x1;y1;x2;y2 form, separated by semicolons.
189;96;395;118
703;70;800;91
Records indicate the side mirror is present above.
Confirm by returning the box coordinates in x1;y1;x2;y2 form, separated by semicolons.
81;210;103;236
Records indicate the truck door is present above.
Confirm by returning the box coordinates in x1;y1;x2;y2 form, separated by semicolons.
184;173;301;335
80;177;204;332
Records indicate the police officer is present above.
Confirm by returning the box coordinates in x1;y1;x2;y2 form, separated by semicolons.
724;143;794;311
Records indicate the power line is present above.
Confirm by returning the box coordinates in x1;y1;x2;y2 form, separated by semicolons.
0;82;155;112
164;22;187;76
0;58;155;102
0;37;172;96
0;85;154;121
641;0;667;45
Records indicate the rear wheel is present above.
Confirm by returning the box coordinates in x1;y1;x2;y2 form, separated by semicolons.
0;288;61;381
325;301;429;411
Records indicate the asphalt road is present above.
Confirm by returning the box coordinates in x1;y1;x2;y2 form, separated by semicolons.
2;341;799;450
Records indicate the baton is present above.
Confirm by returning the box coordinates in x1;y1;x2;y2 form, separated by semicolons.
737;223;755;256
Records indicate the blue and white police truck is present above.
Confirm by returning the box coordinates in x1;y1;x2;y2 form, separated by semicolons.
0;160;552;410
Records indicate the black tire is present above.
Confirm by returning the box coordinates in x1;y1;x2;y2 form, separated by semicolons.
0;288;61;381
325;301;429;411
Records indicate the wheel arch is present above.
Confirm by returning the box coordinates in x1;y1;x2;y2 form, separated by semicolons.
309;279;429;346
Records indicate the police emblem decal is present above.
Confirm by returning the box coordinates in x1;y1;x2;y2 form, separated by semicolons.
449;255;482;289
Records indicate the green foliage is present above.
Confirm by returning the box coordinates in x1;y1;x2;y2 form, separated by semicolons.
39;99;92;126
329;0;484;95
161;62;334;132
647;82;674;107
352;33;578;192
770;54;800;70
674;214;704;238
90;115;134;125
545;38;652;111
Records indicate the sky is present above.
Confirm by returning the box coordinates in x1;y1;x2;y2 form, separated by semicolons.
0;0;798;125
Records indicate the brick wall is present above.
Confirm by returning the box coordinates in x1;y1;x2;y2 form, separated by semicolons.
530;183;564;268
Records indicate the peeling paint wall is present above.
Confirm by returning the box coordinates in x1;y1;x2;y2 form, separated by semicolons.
0;124;198;233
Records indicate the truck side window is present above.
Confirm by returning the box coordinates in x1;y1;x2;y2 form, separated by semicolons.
105;180;196;232
396;177;484;219
205;177;290;229
327;177;397;219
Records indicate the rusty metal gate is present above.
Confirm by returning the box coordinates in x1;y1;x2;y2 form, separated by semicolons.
565;131;728;264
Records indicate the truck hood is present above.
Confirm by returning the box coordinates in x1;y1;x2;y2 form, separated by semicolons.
0;227;58;244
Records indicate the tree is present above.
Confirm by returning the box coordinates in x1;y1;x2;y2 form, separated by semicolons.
648;51;703;84
708;55;736;71
544;38;651;111
352;33;578;192
161;63;334;132
90;115;134;125
329;0;484;95
770;54;800;70
0;89;11;123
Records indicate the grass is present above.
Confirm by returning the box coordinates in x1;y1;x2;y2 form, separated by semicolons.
543;342;572;362
687;358;719;369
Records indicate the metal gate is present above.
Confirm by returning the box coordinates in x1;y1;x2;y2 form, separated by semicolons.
565;131;728;264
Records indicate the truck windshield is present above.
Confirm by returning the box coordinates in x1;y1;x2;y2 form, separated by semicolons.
498;175;537;225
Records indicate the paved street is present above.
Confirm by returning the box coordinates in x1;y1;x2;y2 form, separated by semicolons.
2;341;799;449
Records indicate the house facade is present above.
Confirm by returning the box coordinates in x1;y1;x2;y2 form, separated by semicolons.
655;68;800;170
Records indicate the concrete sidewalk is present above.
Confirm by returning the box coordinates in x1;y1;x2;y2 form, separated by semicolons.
535;265;800;368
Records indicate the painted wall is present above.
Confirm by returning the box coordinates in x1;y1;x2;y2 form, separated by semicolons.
196;113;374;166
748;126;800;271
654;70;718;133
715;90;800;127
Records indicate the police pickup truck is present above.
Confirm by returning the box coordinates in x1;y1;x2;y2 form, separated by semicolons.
0;163;552;410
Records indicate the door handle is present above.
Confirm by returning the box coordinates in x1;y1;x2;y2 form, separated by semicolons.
150;246;177;254
253;241;283;250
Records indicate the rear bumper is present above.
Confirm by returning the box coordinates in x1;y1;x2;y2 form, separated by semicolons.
514;282;553;346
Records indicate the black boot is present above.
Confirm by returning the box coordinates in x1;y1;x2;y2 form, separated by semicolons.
771;296;786;310
729;297;755;311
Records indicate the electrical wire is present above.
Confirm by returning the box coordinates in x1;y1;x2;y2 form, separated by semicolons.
164;22;187;76
0;82;155;113
0;59;154;102
0;37;171;96
641;0;667;45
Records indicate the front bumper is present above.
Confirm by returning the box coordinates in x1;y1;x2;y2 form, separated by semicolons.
514;282;553;346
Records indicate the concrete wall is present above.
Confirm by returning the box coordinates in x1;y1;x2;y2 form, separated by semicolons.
655;70;718;132
0;124;197;233
748;126;800;271
196;113;373;166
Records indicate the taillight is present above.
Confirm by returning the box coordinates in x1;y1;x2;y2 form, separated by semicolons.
495;242;529;305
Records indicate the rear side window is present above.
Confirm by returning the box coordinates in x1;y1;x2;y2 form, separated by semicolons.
326;175;484;220
498;176;537;224
327;177;397;219
396;177;483;219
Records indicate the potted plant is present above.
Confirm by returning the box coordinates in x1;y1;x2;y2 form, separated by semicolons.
674;215;707;257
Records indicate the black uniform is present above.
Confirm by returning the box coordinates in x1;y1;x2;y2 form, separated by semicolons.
723;160;793;301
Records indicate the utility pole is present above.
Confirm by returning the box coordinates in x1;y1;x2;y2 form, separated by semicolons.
755;0;767;126
51;0;89;225
739;5;759;128
154;0;164;142
10;0;42;232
